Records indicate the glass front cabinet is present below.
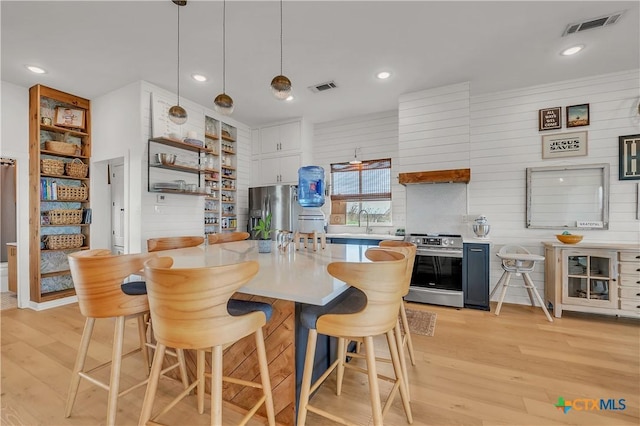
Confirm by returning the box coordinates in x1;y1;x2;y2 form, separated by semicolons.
562;249;617;309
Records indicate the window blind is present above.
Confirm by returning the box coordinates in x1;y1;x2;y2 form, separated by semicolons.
330;158;391;201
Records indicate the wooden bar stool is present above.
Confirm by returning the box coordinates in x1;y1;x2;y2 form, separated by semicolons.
294;231;326;251
65;250;187;426
139;257;275;426
297;248;412;426
207;231;250;244
147;236;204;252
492;245;553;322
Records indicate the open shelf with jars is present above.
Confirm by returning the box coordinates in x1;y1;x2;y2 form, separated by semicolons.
29;84;92;303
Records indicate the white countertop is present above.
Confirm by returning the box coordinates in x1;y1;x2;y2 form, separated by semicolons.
326;233;404;240
156;241;376;306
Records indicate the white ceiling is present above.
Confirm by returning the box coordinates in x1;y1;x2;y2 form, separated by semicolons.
2;1;638;128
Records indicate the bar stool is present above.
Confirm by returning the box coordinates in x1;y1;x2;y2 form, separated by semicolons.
139;257;275;426
297;248;412;426
65;250;187;426
147;236;204;252
207;231;250;244
294;231;326;251
491;245;553;322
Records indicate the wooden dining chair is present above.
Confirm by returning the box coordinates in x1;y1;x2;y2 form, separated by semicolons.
65;249;188;426
297;248;412;426
147;236;204;252
139;257;275;426
207;231;250;244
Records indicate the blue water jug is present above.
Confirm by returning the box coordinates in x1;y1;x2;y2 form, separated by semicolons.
298;166;325;207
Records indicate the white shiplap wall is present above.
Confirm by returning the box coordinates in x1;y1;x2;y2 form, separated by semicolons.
313;110;402;232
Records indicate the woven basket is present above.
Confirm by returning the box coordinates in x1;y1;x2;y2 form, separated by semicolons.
47;209;83;225
44;234;84;250
45;140;77;155
57;183;88;201
41;158;65;175
65;158;89;178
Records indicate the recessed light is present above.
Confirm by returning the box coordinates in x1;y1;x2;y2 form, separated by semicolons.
26;65;46;74
560;45;585;56
285;95;294;101
191;73;208;82
376;71;391;79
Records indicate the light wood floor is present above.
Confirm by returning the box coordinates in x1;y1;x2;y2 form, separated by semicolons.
1;301;638;425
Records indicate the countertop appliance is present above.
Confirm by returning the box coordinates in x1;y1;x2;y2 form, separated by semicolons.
404;233;464;308
248;185;301;241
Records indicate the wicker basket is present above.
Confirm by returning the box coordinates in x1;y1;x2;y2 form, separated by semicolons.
65;158;89;178
57;183;88;201
44;234;84;250
41;158;65;175
47;209;83;225
45;140;78;155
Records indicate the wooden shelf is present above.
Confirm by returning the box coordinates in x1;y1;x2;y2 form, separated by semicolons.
205;197;219;201
41;224;90;228
39;288;76;302
41;198;89;203
149;189;208;196
149;163;201;174
40;124;88;137
40;173;89;181
149;137;213;154
41;269;71;278
221;148;236;154
398;168;471;185
205;132;220;140
221;187;236;191
40;150;89;159
221;175;236;180
41;246;89;253
221;165;236;170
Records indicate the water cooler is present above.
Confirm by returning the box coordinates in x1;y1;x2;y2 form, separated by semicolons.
297;166;326;233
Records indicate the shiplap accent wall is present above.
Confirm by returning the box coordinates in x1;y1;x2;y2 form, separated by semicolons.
313;110;402;232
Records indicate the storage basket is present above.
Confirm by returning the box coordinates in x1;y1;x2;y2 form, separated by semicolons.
40;158;65;175
57;183;88;201
44;234;84;250
65;158;89;178
47;209;83;225
45;140;78;155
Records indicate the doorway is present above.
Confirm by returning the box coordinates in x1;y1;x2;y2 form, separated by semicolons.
1;157;18;310
111;162;125;254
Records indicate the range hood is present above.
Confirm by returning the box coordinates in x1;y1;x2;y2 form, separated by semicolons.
399;168;470;185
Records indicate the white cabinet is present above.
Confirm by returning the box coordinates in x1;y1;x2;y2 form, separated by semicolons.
562;249;617;310
259;154;301;185
259;121;301;155
618;251;640;314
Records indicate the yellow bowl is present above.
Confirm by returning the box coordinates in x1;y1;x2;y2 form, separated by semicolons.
556;234;583;244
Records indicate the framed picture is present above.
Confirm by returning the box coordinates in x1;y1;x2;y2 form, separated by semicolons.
538;107;562;131
566;103;589;127
619;134;640;180
54;106;85;129
542;131;588;159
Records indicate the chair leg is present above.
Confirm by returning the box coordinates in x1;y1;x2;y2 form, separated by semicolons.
395;320;410;402
523;273;554;323
297;329;318;426
106;316;126;426
138;343;167;426
363;335;383;425
176;349;190;390
136;315;150;369
490;270;507;299
495;272;512;316
336;337;346;396
197;350;205;414
65;317;95;418
211;346;223;426
522;274;536;306
399;303;416;366
387;329;413;424
254;327;276;426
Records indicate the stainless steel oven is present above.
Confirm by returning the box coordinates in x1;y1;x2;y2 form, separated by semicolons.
404;234;464;308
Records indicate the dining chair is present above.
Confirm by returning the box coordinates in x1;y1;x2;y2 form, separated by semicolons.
139;257;275;426
207;231;250;244
492;244;553;322
65;249;188;426
297;248;412;425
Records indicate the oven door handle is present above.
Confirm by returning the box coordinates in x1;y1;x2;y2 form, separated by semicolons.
416;248;463;258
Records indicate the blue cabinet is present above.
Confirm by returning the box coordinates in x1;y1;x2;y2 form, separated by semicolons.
327;238;382;246
463;243;490;310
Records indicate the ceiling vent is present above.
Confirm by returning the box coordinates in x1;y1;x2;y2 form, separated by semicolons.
308;80;337;93
562;10;625;36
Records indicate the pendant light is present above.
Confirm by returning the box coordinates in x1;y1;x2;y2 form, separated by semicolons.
349;148;362;165
270;0;292;100
168;0;188;125
214;0;234;115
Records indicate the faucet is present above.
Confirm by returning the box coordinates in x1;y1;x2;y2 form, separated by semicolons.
358;209;371;234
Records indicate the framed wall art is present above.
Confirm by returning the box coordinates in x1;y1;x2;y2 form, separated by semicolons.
566;103;589;127
542;131;588;159
54;106;85;129
538;107;562;131
619;134;640;180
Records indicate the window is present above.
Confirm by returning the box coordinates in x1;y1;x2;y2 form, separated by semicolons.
330;158;392;226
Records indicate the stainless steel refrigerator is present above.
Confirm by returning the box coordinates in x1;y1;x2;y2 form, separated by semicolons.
248;185;301;240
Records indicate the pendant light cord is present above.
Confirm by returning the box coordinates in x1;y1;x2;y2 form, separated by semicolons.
279;0;283;75
222;0;226;94
176;3;181;105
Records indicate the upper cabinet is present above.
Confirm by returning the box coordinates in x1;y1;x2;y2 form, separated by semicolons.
259;121;301;155
29;84;92;303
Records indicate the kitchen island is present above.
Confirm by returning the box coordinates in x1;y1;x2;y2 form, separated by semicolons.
156;241;377;425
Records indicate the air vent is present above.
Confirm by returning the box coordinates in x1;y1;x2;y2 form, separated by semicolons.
562;10;625;36
308;80;337;93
